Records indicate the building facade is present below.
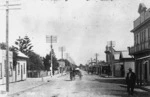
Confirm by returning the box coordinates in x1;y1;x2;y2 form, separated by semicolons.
15;52;28;81
119;51;135;77
129;3;150;85
105;46;123;77
105;46;134;77
0;50;13;84
0;50;28;84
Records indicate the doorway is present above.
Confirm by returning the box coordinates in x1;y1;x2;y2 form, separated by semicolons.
144;62;148;82
21;65;23;80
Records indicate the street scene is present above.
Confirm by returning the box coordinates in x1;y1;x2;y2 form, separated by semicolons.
5;70;150;97
0;0;150;97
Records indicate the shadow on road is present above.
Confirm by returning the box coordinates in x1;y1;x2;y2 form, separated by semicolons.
64;79;72;81
93;78;126;85
100;87;150;97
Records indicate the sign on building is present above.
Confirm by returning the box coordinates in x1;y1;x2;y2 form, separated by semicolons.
58;61;65;67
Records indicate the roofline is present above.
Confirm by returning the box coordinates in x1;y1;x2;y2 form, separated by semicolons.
131;17;150;32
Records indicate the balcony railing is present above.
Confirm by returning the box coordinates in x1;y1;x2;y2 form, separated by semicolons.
129;41;150;55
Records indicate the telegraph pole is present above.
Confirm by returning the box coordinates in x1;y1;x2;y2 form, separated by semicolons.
59;46;65;59
0;0;21;92
109;41;115;77
46;35;57;76
91;58;93;66
50;36;53;76
6;0;9;92
95;53;99;65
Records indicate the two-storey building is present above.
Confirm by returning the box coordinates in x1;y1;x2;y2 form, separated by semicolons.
129;3;150;85
105;45;123;77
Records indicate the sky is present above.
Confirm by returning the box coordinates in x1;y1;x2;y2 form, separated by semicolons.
0;0;150;65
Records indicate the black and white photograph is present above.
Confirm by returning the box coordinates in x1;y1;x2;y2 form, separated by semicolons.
0;0;150;97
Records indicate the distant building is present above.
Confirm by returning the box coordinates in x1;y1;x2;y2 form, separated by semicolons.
119;51;135;77
105;46;123;77
105;45;115;76
58;60;66;74
129;3;150;85
105;46;134;77
113;51;122;77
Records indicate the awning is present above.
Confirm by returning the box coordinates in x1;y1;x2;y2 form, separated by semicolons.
136;55;150;60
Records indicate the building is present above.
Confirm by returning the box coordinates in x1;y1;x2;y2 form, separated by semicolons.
105;46;134;77
58;60;66;74
119;51;135;77
0;50;28;84
129;3;150;85
0;50;13;84
113;51;122;77
15;51;28;81
105;45;123;77
105;45;115;76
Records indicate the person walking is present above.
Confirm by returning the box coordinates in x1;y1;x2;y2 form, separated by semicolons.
70;67;73;80
126;68;136;95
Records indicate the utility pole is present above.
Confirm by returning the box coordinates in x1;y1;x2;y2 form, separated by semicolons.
59;46;65;59
108;41;115;77
50;36;53;76
6;0;9;92
0;0;21;92
95;53;99;65
91;58;93;66
95;53;99;74
46;35;57;76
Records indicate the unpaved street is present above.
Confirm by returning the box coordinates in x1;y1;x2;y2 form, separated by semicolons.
9;71;150;97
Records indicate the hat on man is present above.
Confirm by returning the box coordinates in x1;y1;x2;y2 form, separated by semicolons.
128;68;132;71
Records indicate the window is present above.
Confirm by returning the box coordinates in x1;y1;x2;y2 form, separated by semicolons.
9;62;12;76
134;34;137;45
141;31;143;43
148;28;150;39
138;33;140;44
143;31;144;42
144;30;146;42
24;63;26;74
0;63;2;78
136;34;138;44
4;60;6;77
18;63;20;75
146;29;148;41
4;60;12;77
149;60;150;75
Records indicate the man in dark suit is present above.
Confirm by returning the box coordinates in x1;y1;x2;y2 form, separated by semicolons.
126;68;136;95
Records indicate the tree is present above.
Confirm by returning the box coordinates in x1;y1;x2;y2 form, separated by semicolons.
0;43;18;68
43;49;59;73
10;46;18;68
27;51;44;71
0;42;7;50
14;36;44;71
14;36;33;55
43;54;51;71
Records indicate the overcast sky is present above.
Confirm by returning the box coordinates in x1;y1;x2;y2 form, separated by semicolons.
0;0;150;65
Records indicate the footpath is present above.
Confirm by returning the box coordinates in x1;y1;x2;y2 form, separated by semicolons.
0;73;67;97
100;74;150;92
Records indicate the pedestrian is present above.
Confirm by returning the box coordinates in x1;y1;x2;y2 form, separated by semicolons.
70;67;73;80
126;68;136;95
